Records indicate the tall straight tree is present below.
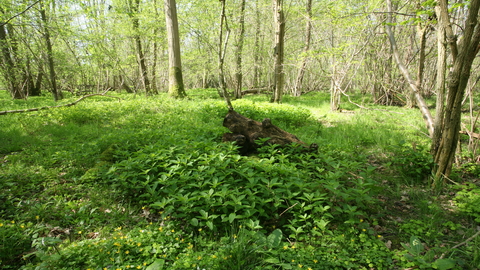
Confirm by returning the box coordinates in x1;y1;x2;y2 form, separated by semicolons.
233;0;246;99
218;0;233;110
129;0;151;94
164;0;186;98
39;0;62;101
271;0;285;103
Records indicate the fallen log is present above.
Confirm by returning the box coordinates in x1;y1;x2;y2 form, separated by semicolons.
241;87;271;95
222;109;317;155
0;89;120;116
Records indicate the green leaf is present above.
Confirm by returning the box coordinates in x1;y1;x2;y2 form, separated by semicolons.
228;213;236;223
264;257;280;264
190;218;199;226
146;259;165;270
267;229;282;249
206;221;214;230
433;259;456;270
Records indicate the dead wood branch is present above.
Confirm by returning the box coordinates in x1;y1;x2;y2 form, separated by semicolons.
0;88;120;116
222;109;317;154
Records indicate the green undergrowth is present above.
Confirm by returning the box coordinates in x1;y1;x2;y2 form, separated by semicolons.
1;89;479;269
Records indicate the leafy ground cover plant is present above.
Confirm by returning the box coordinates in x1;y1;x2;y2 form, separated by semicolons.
1;89;480;269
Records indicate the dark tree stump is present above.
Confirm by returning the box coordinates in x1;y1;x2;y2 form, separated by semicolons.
222;109;317;155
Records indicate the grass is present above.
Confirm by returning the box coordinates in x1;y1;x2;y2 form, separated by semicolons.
1;89;479;269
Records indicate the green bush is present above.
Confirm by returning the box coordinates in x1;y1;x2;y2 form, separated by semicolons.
92;140;377;242
454;183;480;222
389;142;434;183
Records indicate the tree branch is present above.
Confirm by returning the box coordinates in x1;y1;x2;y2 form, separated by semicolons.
0;0;41;27
0;89;120;116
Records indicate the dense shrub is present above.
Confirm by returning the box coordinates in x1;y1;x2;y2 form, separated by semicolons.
94;140;377;241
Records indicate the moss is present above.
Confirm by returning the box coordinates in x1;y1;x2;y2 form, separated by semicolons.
168;67;187;98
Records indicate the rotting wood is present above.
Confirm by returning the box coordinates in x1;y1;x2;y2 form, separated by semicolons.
222;109;317;155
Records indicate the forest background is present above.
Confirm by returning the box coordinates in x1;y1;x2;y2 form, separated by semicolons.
2;0;480;269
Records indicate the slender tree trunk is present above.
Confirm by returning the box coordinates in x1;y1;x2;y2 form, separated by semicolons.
385;0;434;136
271;0;285;103
218;0;233;110
330;63;340;111
233;0;246;99
0;23;22;99
293;0;312;97
433;0;480;180
431;4;448;157
414;25;428;106
164;0;186;98
252;1;261;89
151;32;158;94
130;0;150;95
437;0;458;62
151;0;160;94
39;1;62;101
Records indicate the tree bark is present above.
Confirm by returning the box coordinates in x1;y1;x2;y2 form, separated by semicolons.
0;23;22;99
431;4;448;158
271;0;285;103
39;1;62;101
433;0;480;180
164;0;186;98
252;1;262;89
218;0;233;111
293;0;312;97
233;0;246;99
130;0;151;95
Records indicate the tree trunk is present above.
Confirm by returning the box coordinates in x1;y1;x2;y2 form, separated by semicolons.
271;0;285;103
39;1;62;101
233;0;246;99
385;0;434;136
433;0;480;181
218;0;234;110
252;1;262;89
431;4;448;158
164;0;186;98
330;63;341;111
151;0;160;94
0;23;22;99
413;25;428;108
293;0;312;97
130;0;151;95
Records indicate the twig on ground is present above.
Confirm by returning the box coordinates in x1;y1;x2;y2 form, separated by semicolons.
439;228;480;259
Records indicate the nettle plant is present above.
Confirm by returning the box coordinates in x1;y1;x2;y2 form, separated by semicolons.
98;139;377;240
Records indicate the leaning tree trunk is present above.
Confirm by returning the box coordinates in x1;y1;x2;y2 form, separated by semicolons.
385;0;434;136
271;0;285;103
433;0;480;181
